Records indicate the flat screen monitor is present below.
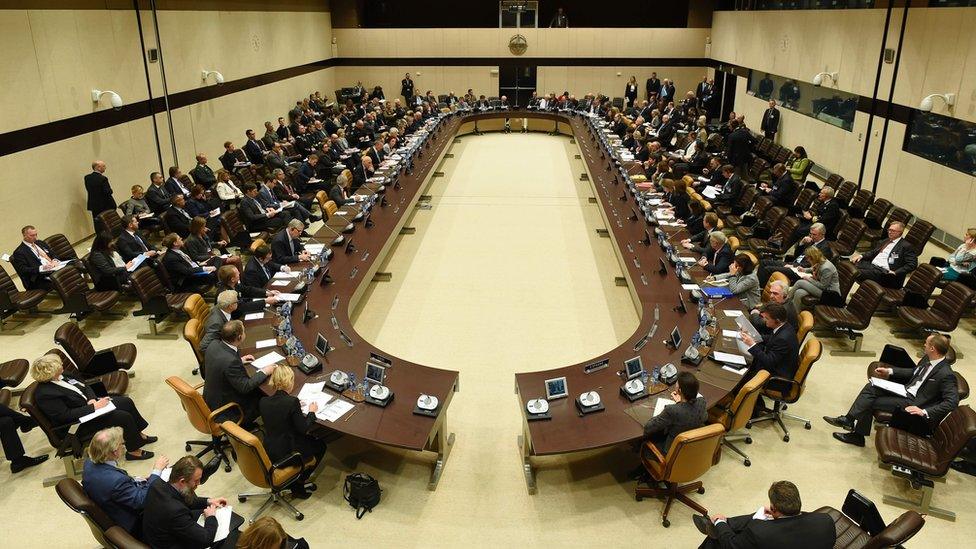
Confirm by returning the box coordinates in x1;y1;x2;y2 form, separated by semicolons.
670;327;682;349
624;356;644;380
545;376;568;400
365;362;386;385
315;333;330;356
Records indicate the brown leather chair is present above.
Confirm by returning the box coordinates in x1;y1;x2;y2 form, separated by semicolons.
0;358;29;389
828;218;868;257
847;188;875;219
50;264;122;331
861;198;893;230
903;218;934;256
814;280;885;356
222;421;317;522
802;259;859;310
879;263;941;310
748;337;822;442
708;370;769;467
55;477;133;548
895;281;975;336
825;173;844;188
796;310;814;344
104;526;150;549
717;186;759;224
0;263;50;335
875;405;976;521
21;382;92;485
184;318;206;377
323;199;338;218
864;208;911;244
182;293;210;323
816;506;924;549
792;188;817;213
45;347;129;395
248;238;266;256
834;181;857;209
865;344;967;425
130;267;192;340
734;205;786;241
746;216;800;255
166;376;239;472
97;210;125;238
55;321;136;377
634;423;725;527
221;209;269;249
45;233;80;263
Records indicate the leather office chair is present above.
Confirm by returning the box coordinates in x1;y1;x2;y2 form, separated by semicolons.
816;506;924;549
814;280;885;356
0;263;49;335
866;344;967;425
792;188;817;213
97;210;125;238
801;259;858;310
847;188;875;220
708;370;769;466
104;526;149;549
734;205;786;241
875;405;976;521
221;421;317;522
55;477;137;549
761;271;790;303
221;209;270;250
0;358;29;389
903;218;934;256
834;181;857;209
21;382;93;486
747;157;769;183
45;347;129;395
0;387;10;408
182;292;210;322
130;267;192;340
248;238;266;255
634;423;725;527
323;199;338;218
748;337;822;442
796;310;814;344
864;208;911;245
183;318;206;377
746;215;800;255
895;282;974;337
166;376;239;472
828;218;868;257
45;233;81;264
716;186;758;222
314;191;330;218
825;173;844;188
879;263;941;311
54;321;136;377
50;264;122;332
861;197;893;229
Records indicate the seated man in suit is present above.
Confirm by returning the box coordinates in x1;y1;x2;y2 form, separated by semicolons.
242;129;267;165
793;186;841;241
219;141;246;172
145;171;172;214
189;153;217;188
160;233;216;292
367;139;386;167
757;223;833;286
697;480;834;548
257;176;315;226
162;194;194;238
759;163;797;208
11;225;62;290
199;290;237;356
244;243;288;289
644;371;706;454
216;265;277;318
82;427;169;537
711;165;743;206
238;183;287;233
203;320;277;427
164;166;191;197
0;397;48;473
739;303;799;413
825;333;959;447
680;213;719;255
698;231;734;275
749;280;799;334
294;155;322;194
116;215;160;262
271;220;312;265
850;222;918;288
143;455;241;549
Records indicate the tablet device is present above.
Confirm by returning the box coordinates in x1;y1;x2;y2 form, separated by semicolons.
544;376;569;400
624;356;644;380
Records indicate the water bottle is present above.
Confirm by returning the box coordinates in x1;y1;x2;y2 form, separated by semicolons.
640;369;649;387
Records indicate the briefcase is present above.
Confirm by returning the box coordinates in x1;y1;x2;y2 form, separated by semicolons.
889;408;933;438
89;349;120;373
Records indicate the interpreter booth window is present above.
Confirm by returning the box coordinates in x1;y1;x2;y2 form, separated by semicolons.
746;70;856;132
903;111;976;176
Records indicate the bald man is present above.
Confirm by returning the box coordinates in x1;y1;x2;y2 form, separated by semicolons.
85;160;116;231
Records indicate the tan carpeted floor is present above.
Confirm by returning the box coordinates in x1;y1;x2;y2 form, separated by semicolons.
2;132;974;547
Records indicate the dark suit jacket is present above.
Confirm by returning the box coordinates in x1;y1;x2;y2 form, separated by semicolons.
162;207;192;238
34;376;97;436
768;173;797;208
243;256;280;289
219;152;237;171
643;396;706;453
11;240;57;290
259;391;318;463
85;172;116;214
164;177;187;197
295;162;315;190
727;127;755;166
715;175;743;204
89;250;127;291
238;197;272;232
860;238;919;284
189;164;216;187
183;234;216;264
748;323;800;388
656;122;677;147
145;184;172;214
142;480;216;549
199;307;230;355
82;460;159;534
203;341;269;424
710;511;835;549
646;77;661;95
243;140;265;164
368;147;385;167
815;199;842;237
270;229;305;264
703;244;734;275
892;358;960;425
760;108;781;133
116;231;152;262
215;282;266;317
161;249;206;291
266;151;288;171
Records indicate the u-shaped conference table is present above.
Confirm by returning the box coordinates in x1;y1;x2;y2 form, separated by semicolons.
239;109;751;493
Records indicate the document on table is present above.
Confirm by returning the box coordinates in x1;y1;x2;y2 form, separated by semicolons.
197;505;233;542
653;397;676;417
870;377;908;397
304;244;325;254
722;329;740;338
273;271;299;279
682;284;701;291
677;256;698;264
255;339;276;349
299;382;333;414
297;381;326;400
251;351;285;369
722;365;748;375
702;186;720;199
315;399;355;422
723;310;744;317
276;293;301;302
79;402;117;424
713;351;747;366
271;280;290;287
243;312;265;321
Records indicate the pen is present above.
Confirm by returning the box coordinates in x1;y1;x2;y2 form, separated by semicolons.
345;409;358;422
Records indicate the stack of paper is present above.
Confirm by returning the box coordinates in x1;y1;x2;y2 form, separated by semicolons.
196;505;234;542
251;351;285;369
298;382;333;413
316;399;355;422
273;271;300;279
653;397;675;417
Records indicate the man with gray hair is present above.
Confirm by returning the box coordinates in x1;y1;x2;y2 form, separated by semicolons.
82;427;169;535
271;219;311;265
758;222;833;286
200;290;238;354
749;279;798;333
850;221;918;288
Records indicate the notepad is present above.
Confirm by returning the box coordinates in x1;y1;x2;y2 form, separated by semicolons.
197;505;233;542
304;244;325;254
682;284;701;291
272;271;299;279
713;351;747;366
316;399;355;422
276;293;301;302
159;466;172;482
243;312;265;321
653;397;675;417
255;339;276;349
722;330;740;338
271;280;289;287
702;186;720;199
722;365;747;375
127;254;147;272
870;377;908;397
79;402;117;424
251;351;285;369
723;310;744;317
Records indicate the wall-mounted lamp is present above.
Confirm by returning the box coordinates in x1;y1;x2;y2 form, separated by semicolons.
91;89;123;110
201;70;225;84
812;71;838;87
919;93;955;112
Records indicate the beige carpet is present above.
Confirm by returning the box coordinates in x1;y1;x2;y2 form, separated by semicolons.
2;132;974;547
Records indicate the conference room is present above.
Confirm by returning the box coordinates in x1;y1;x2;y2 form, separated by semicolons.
1;1;975;547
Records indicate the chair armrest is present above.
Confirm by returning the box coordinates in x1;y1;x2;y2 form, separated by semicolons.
193;382;205;390
765;376;800;396
875;510;925;546
209;402;244;425
269;451;307;491
644;441;666;464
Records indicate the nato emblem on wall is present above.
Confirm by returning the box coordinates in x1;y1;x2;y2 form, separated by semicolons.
509;34;528;56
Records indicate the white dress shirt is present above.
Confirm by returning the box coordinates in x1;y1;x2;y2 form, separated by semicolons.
871;237;902;270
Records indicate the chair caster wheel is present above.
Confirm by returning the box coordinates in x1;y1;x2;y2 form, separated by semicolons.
224;464;232;472
662;518;670;528
697;487;705;494
745;437;752;444
307;483;317;492
185;444;192;451
745;423;752;429
744;459;751;467
804;422;811;430
238;496;247;503
636;495;642;502
783;435;790;442
296;513;304;521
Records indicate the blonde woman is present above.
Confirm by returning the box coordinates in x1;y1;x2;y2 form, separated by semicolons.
625;75;639;107
936;228;976;281
237;516;307;549
336;128;349;149
789;246;840;310
696;115;708;142
214;169;243;204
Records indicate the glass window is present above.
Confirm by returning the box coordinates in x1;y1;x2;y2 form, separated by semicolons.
903;110;976;176
746;70;857;131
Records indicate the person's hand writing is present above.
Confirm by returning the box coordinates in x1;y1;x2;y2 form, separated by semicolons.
93;397;111;410
905;405;926;416
242;355;255;363
146;250;158;257
209;497;228;507
309;402;319;413
698;258;708;267
203;503;218;518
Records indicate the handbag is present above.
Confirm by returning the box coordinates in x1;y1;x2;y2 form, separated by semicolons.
343;473;381;519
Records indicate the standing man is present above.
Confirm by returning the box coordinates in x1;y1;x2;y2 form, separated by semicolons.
761;99;781;141
401;73;414;104
646;72;661;102
549;7;568;28
85;160;116;232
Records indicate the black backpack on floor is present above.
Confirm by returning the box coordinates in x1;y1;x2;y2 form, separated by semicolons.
343;473;381;519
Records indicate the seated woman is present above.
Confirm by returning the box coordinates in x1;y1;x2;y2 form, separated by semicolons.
259;367;327;499
88;232;134;292
31;353;156;460
214;169;244;207
184;217;243;271
684;201;706;236
932;228;976;281
788;246;840;310
383;135;399;155
660;178;691;221
120;185;160;229
708;254;761;310
329;170;356;206
237;517;309;549
786;146;811;185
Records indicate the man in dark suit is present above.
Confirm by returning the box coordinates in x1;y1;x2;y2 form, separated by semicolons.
712;165;743;206
758;223;833;285
655;114;677;149
203;320;277;426
116;215;160;262
740;303;800;410
145;172;172;214
162;194;193;238
793;186;841;241
661;79;676;103
825;333;958;446
401;73;414;103
85;160;116;231
200;291;237;357
698;481;834;549
367;139;385;167
238;183;286;232
0;398;48;473
164;166;190;197
216;264;277;318
726;121;755;175
265;143;289;172
761;99;781;140
82;427;169;536
271;220;312;265
189;153;217;188
161;233;216;292
762;163;797;208
242;129;267;165
142;455;241;549
294;155;319;193
645;72;661;101
243;244;285;289
276;117;293;142
851;222;918;288
10;225;62;290
699;232;735;275
644;372;706;454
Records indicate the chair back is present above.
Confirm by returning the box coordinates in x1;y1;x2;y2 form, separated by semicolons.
165;376;223;437
182;293;210;323
315;191;329;217
221;209;248;240
863;510;925;549
658;423;725;484
734;186;758;212
885;207;913;231
836;260;858;302
929;282;975;331
773;216;801;242
183;318;206;367
727;236;740;253
19;381;72;452
768;337;821;403
763;271;790;303
864;198;893;226
904;219;935;255
45;234;79;261
55;478;116;547
222;421;275;489
825;173;844;188
751;195;774;219
902;264;943;303
796;310;814;344
793;188;816;212
324;200;338;217
835;181;857;207
54;321;96;367
97;210;124;237
833;218;868;256
846;281;885;329
105;526;150;549
0;264;21;308
50;264;89;301
130;267;169;314
727;370;770;432
764;206;788;232
849;189;875;215
931;405;976;473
